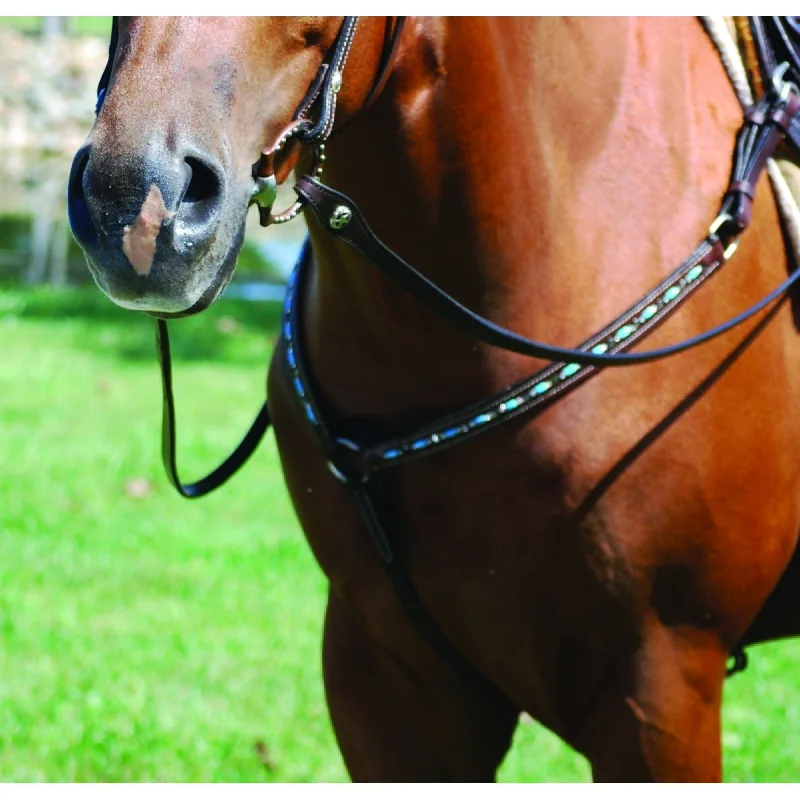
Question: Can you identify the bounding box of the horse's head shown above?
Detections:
[67,17,391,316]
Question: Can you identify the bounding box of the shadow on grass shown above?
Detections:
[1,286,283,364]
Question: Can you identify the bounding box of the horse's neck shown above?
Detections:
[302,17,744,416]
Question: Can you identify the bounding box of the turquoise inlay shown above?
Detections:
[411,438,430,450]
[640,304,658,322]
[663,285,681,302]
[440,427,461,439]
[383,449,402,460]
[283,267,319,430]
[686,265,703,282]
[591,343,608,355]
[470,413,493,427]
[613,324,636,342]
[504,397,522,411]
[560,363,580,380]
[532,381,552,396]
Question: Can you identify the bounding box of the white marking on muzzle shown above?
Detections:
[122,184,176,275]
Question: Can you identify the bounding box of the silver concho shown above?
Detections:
[329,205,352,230]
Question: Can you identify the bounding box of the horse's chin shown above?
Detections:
[82,217,247,318]
[144,261,237,319]
[86,251,237,318]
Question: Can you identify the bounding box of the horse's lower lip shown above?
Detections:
[147,308,195,320]
[82,252,194,314]
[143,294,213,320]
[146,300,210,320]
[146,254,236,319]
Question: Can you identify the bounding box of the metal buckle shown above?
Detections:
[772,62,800,103]
[326,437,368,485]
[726,647,749,677]
[709,212,740,261]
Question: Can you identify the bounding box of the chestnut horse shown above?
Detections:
[67,17,800,781]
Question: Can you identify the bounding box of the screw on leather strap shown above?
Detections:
[293,17,407,146]
[295,17,361,146]
[295,185,800,370]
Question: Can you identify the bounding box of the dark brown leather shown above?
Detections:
[725,88,800,231]
[750,17,800,90]
[749,17,800,154]
[156,319,271,498]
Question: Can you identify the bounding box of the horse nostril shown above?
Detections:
[67,147,99,247]
[183,157,221,204]
[176,157,223,245]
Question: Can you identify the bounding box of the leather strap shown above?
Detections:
[156,319,271,498]
[748,17,800,153]
[295,17,407,144]
[95,15,118,114]
[727,87,800,228]
[295,181,799,370]
[355,242,728,473]
[296,17,361,145]
[750,17,800,89]
[351,481,510,700]
[361,18,407,111]
[292,74,800,369]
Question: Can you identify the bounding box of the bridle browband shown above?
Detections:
[93,17,800,690]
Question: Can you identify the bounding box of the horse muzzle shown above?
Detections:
[67,142,241,315]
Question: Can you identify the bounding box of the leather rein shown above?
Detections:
[97,17,800,689]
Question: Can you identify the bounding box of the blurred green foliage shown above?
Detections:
[0,17,112,37]
[0,215,287,287]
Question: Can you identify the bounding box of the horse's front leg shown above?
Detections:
[322,589,519,782]
[268,351,518,782]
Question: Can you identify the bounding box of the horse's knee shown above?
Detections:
[571,625,726,782]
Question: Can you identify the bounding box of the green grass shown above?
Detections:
[1,285,800,781]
